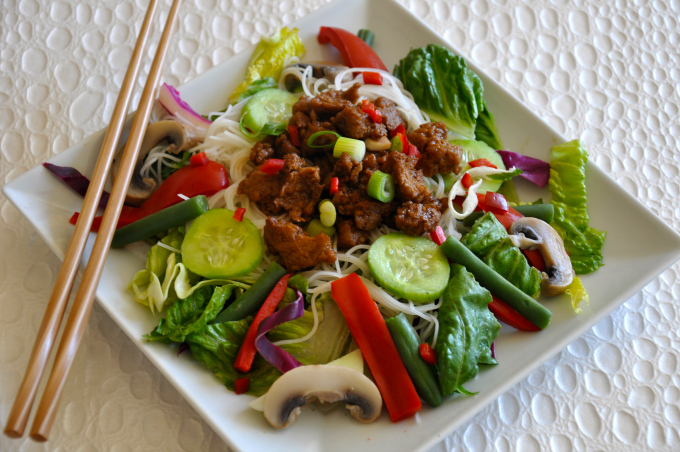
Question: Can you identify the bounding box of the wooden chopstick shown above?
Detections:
[3,0,161,440]
[26,0,185,440]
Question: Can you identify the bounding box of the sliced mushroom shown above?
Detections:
[365,136,392,151]
[263,364,382,429]
[509,217,574,296]
[112,120,199,205]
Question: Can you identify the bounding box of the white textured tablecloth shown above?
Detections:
[2,0,680,450]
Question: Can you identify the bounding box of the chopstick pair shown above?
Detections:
[4,0,184,441]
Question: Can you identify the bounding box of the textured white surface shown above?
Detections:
[1,0,679,451]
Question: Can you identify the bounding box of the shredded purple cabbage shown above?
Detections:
[255,290,305,373]
[496,150,551,188]
[177,342,190,357]
[491,341,496,360]
[43,163,109,209]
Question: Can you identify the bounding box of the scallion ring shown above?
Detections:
[367,170,395,202]
[318,199,337,227]
[306,218,336,237]
[307,131,341,148]
[333,137,366,162]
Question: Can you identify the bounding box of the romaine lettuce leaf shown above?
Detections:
[565,276,589,314]
[462,212,542,298]
[229,27,305,104]
[474,101,503,150]
[435,264,500,395]
[549,140,606,274]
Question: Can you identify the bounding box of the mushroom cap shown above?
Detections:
[509,217,574,296]
[263,364,382,429]
[112,120,200,206]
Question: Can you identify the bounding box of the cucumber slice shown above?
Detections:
[368,233,450,304]
[181,209,264,279]
[450,139,506,194]
[240,88,299,137]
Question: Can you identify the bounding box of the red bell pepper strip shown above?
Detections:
[363,71,383,85]
[72,160,229,231]
[474,193,523,230]
[522,248,546,272]
[190,152,209,167]
[234,377,250,394]
[287,124,300,147]
[233,207,246,222]
[468,158,498,169]
[329,176,339,195]
[419,343,437,365]
[361,99,383,124]
[461,172,474,189]
[488,296,540,331]
[430,225,446,246]
[317,27,387,71]
[483,192,509,212]
[390,124,406,138]
[331,273,421,422]
[234,273,292,373]
[260,158,285,175]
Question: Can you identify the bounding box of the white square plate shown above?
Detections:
[5,0,680,450]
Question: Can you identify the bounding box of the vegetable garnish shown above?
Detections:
[234,273,292,373]
[357,29,375,46]
[317,26,387,70]
[406,144,420,159]
[331,273,422,422]
[488,296,540,331]
[260,158,285,175]
[287,124,300,146]
[361,99,383,123]
[333,137,366,161]
[419,343,437,365]
[255,289,305,373]
[462,172,474,189]
[483,192,509,212]
[72,159,229,231]
[430,225,447,246]
[462,203,554,228]
[440,235,552,329]
[306,218,336,238]
[158,84,211,135]
[235,377,250,395]
[363,71,383,85]
[111,196,209,248]
[43,163,110,210]
[233,207,246,222]
[385,314,442,407]
[329,177,339,195]
[496,150,551,188]
[367,170,395,202]
[189,152,209,167]
[318,199,337,227]
[522,248,546,272]
[549,140,606,274]
[307,130,340,148]
[436,264,500,396]
[230,27,305,103]
[239,88,299,138]
[468,158,498,169]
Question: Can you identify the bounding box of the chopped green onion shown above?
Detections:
[318,199,337,227]
[333,137,365,161]
[367,170,395,202]
[389,136,404,152]
[307,130,340,148]
[357,29,375,47]
[306,218,336,237]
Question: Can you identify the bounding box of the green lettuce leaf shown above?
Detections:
[229,27,305,104]
[146,285,237,343]
[474,101,503,150]
[549,140,606,274]
[565,276,589,314]
[435,264,501,395]
[462,212,542,298]
[394,44,483,139]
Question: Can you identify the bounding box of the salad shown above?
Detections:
[48,26,605,428]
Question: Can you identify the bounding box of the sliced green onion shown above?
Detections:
[357,29,375,47]
[306,218,336,237]
[367,170,395,202]
[389,136,404,152]
[333,137,365,161]
[318,199,337,227]
[307,130,340,148]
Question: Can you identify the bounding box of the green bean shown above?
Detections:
[357,29,375,47]
[111,196,208,248]
[210,262,287,324]
[462,203,555,227]
[385,313,443,407]
[440,236,552,329]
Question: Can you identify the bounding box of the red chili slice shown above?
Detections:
[419,343,437,365]
[260,159,285,175]
[363,71,383,85]
[234,377,250,394]
[329,177,339,195]
[390,124,406,138]
[287,125,300,147]
[233,207,246,222]
[189,152,209,167]
[430,225,446,246]
[522,248,546,272]
[468,158,498,169]
[488,296,540,331]
[484,192,509,212]
[462,172,474,189]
